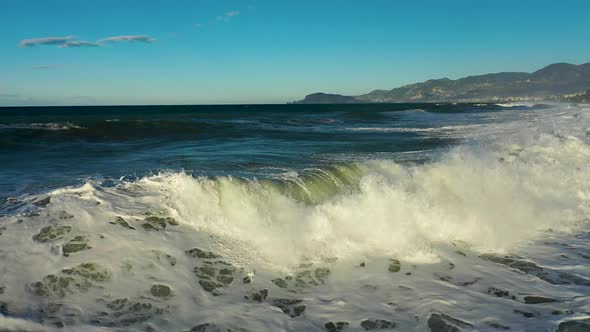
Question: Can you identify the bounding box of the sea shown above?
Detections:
[0,102,589,331]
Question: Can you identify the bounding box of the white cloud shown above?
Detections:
[19,35,156,49]
[32,65,56,70]
[59,41,100,48]
[98,35,156,43]
[32,64,67,70]
[19,36,74,47]
[217,10,240,22]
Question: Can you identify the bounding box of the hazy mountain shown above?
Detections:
[293,62,590,103]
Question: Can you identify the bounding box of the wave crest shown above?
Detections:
[0,122,85,131]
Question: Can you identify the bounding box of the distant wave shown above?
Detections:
[0,122,84,131]
[400,108,427,113]
[380,108,427,116]
[494,102,537,108]
[345,124,484,133]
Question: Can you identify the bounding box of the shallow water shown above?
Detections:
[0,102,589,331]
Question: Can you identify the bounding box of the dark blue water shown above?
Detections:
[0,103,510,199]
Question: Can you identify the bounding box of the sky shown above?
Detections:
[1,0,590,106]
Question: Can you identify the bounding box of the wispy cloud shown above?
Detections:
[19,36,74,47]
[19,35,156,49]
[59,41,100,48]
[32,64,66,70]
[98,35,156,44]
[32,65,54,70]
[217,10,240,22]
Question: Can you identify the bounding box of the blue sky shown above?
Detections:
[1,0,590,106]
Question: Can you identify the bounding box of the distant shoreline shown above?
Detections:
[293,62,590,104]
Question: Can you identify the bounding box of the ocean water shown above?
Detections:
[0,103,589,331]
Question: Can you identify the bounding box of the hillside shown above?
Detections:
[293,62,590,103]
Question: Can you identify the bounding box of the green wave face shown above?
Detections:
[274,164,365,204]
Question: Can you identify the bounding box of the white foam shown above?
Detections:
[345,124,485,133]
[495,102,537,108]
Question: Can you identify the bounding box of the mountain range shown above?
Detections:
[293,62,590,104]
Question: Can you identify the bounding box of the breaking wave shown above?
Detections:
[106,129,590,264]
